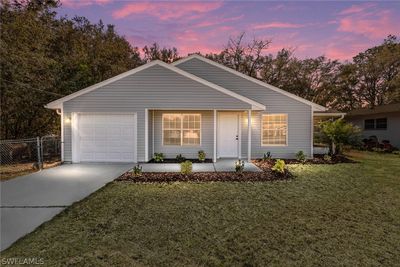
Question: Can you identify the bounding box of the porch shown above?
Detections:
[145,109,254,163]
[140,158,262,173]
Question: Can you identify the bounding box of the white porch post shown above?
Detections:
[145,108,149,162]
[247,110,252,162]
[310,107,314,159]
[213,109,217,163]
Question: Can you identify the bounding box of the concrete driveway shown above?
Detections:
[0,163,131,251]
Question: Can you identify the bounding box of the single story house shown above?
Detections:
[46,54,338,163]
[346,103,400,148]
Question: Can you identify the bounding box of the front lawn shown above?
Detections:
[2,151,400,266]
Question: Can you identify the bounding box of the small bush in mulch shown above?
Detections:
[148,158,213,163]
[116,170,292,183]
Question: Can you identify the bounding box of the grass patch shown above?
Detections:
[2,151,400,266]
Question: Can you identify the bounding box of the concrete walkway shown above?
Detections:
[0,163,131,251]
[141,159,261,172]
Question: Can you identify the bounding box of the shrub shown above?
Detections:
[295,150,306,163]
[263,152,272,161]
[235,159,245,173]
[319,118,361,155]
[176,154,186,163]
[180,160,192,175]
[272,159,286,174]
[130,164,142,177]
[323,154,332,162]
[153,153,164,162]
[198,150,206,162]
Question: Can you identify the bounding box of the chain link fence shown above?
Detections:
[0,136,61,180]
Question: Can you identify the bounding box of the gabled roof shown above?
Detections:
[173,54,327,111]
[46,60,266,110]
[346,103,400,117]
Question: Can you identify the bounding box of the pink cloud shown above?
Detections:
[253,22,305,30]
[338,3,376,15]
[61,0,111,8]
[113,1,223,20]
[337,6,399,39]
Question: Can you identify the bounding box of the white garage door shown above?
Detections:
[77,114,136,162]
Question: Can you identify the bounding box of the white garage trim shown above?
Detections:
[71,112,137,163]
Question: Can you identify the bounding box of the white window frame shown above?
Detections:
[261,113,288,147]
[162,113,201,146]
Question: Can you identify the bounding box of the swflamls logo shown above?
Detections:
[0,257,44,265]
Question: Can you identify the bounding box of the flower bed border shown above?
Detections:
[117,170,292,183]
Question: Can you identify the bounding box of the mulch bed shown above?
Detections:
[253,154,356,171]
[117,170,292,183]
[148,158,213,163]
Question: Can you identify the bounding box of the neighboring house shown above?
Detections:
[46,54,338,163]
[346,103,400,148]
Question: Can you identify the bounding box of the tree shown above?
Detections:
[318,119,361,155]
[353,35,400,108]
[328,63,361,111]
[208,32,271,77]
[0,0,142,139]
[142,43,179,63]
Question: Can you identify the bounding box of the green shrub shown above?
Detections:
[295,150,306,163]
[323,154,332,162]
[235,160,245,173]
[130,164,142,177]
[318,118,361,155]
[263,152,271,161]
[176,154,186,163]
[272,159,286,174]
[198,150,206,162]
[153,153,164,162]
[180,160,192,175]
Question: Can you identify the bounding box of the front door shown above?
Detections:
[217,112,239,158]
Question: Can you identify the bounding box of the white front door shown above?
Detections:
[217,112,239,158]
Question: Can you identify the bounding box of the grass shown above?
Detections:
[2,151,400,266]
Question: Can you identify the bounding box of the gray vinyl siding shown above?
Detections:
[62,64,251,162]
[152,110,213,159]
[346,112,400,148]
[177,58,312,158]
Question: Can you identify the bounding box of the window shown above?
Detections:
[376,118,387,130]
[163,114,182,145]
[364,119,375,130]
[163,114,201,146]
[262,114,288,146]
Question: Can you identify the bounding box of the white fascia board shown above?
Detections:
[313,112,346,116]
[45,60,265,111]
[173,54,327,111]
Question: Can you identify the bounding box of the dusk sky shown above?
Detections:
[59,1,400,61]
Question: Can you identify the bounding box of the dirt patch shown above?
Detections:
[117,170,292,183]
[148,158,213,163]
[0,161,61,181]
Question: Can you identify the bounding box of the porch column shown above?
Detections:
[247,110,252,162]
[213,109,217,163]
[144,108,149,162]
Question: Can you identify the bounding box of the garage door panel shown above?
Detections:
[121,128,134,136]
[77,114,136,162]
